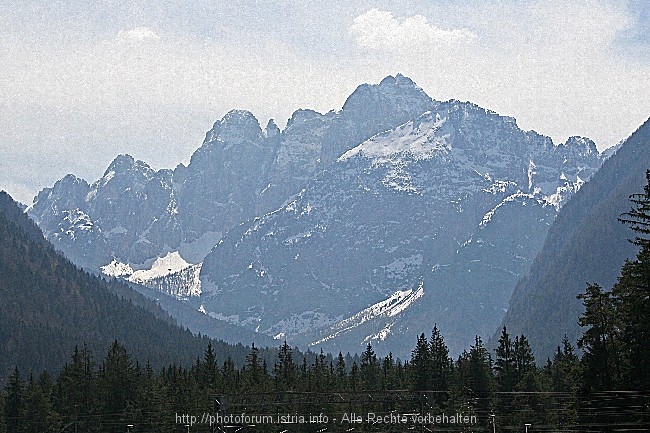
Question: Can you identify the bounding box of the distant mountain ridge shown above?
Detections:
[27,75,604,357]
[496,118,650,359]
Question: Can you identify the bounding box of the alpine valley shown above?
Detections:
[28,75,604,357]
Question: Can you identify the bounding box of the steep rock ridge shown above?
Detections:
[260,74,435,214]
[174,110,279,247]
[29,155,178,270]
[198,102,602,357]
[497,118,650,359]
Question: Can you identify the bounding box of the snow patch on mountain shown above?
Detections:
[130,251,190,281]
[101,260,134,278]
[309,283,425,346]
[339,114,448,163]
[480,192,535,227]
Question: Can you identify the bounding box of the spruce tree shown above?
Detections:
[360,343,379,390]
[335,352,347,390]
[99,341,137,432]
[494,326,515,392]
[429,325,453,406]
[514,335,536,384]
[242,343,266,393]
[615,169,650,389]
[410,333,431,391]
[274,341,296,392]
[619,169,650,247]
[203,342,219,389]
[22,373,56,433]
[577,284,621,391]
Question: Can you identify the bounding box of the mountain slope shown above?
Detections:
[0,191,257,381]
[497,118,650,359]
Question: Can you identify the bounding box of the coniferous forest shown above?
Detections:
[2,174,650,432]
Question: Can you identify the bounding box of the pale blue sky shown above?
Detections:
[1,0,649,203]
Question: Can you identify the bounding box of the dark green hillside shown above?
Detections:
[498,118,650,358]
[0,191,254,381]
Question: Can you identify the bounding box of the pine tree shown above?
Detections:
[494,326,515,392]
[514,334,536,386]
[274,341,296,392]
[360,343,379,390]
[53,344,97,432]
[545,336,580,430]
[203,342,219,389]
[619,169,650,247]
[335,352,347,390]
[222,357,238,392]
[22,373,56,433]
[465,336,495,394]
[457,336,495,418]
[410,333,431,391]
[577,284,621,391]
[99,341,136,432]
[350,362,360,392]
[430,325,452,392]
[613,172,650,389]
[550,336,580,393]
[242,343,265,392]
[381,353,395,390]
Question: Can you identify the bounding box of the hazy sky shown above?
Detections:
[1,0,649,204]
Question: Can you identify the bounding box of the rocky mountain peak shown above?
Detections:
[285,109,324,130]
[379,73,416,87]
[562,136,598,155]
[342,74,433,116]
[265,119,280,138]
[104,154,136,175]
[203,109,264,145]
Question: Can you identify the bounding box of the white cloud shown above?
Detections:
[116,26,160,42]
[351,8,477,50]
[347,2,650,151]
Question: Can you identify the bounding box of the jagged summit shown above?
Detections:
[342,74,433,115]
[57,173,89,189]
[106,154,136,172]
[265,119,280,138]
[380,73,415,86]
[203,109,264,145]
[561,136,598,154]
[285,109,325,129]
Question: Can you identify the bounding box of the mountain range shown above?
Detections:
[27,75,604,357]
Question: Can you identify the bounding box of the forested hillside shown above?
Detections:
[0,191,262,381]
[499,118,650,358]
